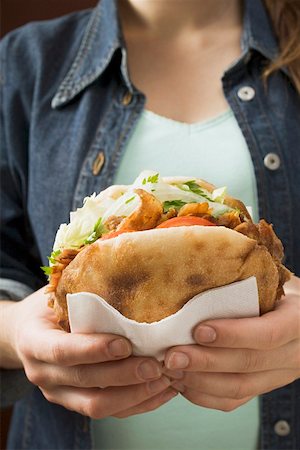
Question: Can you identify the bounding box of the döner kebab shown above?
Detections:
[43,171,292,331]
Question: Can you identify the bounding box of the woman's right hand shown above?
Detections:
[6,287,177,418]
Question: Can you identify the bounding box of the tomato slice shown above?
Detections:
[100,216,215,239]
[156,216,215,228]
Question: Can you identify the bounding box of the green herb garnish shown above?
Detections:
[163,200,187,213]
[147,173,159,183]
[41,265,52,277]
[42,249,61,278]
[47,249,61,265]
[84,218,106,245]
[125,196,136,204]
[181,180,212,200]
[142,173,159,185]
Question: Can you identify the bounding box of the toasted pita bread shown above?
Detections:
[54,226,280,330]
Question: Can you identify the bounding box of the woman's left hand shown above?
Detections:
[164,276,300,412]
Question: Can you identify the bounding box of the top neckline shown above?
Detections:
[143,109,233,131]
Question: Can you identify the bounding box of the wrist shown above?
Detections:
[0,300,23,369]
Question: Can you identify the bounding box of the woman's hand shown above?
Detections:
[164,276,300,412]
[6,288,177,418]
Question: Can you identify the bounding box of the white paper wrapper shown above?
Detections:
[67,277,259,361]
[67,277,259,360]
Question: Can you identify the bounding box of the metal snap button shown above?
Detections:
[122,91,133,106]
[264,152,281,171]
[237,86,255,101]
[92,151,105,176]
[274,420,291,437]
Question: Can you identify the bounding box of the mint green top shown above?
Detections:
[92,109,260,450]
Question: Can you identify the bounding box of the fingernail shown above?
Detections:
[108,339,131,357]
[172,382,185,393]
[195,326,216,343]
[148,376,171,394]
[161,388,178,402]
[138,361,161,380]
[166,352,189,370]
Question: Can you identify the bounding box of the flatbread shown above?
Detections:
[54,226,279,329]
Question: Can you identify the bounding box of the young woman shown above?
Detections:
[1,0,299,449]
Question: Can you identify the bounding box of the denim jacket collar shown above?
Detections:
[52,0,280,109]
[51,0,131,109]
[242,0,279,61]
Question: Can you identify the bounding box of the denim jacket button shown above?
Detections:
[274,420,291,436]
[264,152,281,171]
[122,91,133,106]
[237,86,255,101]
[92,151,105,175]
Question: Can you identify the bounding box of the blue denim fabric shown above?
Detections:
[0,0,299,448]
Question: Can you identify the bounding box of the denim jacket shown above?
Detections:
[1,0,299,448]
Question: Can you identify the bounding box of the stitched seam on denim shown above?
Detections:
[64,42,119,98]
[71,84,119,209]
[224,76,269,219]
[105,101,144,187]
[237,103,269,219]
[253,76,294,267]
[58,7,101,92]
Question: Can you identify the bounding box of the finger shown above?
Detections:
[284,275,300,295]
[165,341,299,373]
[174,369,299,399]
[30,357,162,388]
[193,294,300,350]
[162,368,185,380]
[113,389,178,418]
[40,376,171,419]
[23,328,132,366]
[178,387,252,412]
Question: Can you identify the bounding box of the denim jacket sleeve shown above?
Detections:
[0,27,46,407]
[0,31,45,291]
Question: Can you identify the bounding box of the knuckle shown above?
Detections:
[220,400,239,412]
[242,351,260,372]
[201,352,215,371]
[88,337,109,359]
[40,388,55,404]
[86,338,105,359]
[231,379,247,400]
[264,325,281,349]
[17,336,32,360]
[25,367,43,386]
[84,396,105,419]
[51,342,67,365]
[73,366,87,387]
[225,331,238,348]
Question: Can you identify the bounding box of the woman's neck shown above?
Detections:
[118,0,243,37]
[117,0,244,123]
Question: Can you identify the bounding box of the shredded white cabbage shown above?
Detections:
[53,170,233,250]
[53,194,105,250]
